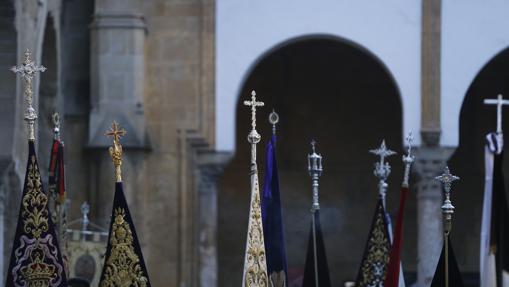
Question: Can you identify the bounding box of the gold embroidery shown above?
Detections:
[20,248,56,287]
[23,155,49,239]
[357,204,390,287]
[101,208,148,287]
[244,172,268,287]
[13,154,64,286]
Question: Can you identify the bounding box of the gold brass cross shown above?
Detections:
[105,121,126,182]
[105,121,126,145]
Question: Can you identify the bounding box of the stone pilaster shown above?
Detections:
[421,0,442,146]
[196,150,232,287]
[413,147,453,287]
[88,0,149,225]
[179,131,232,287]
[89,0,148,148]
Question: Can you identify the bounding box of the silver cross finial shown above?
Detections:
[435,166,459,234]
[370,140,396,200]
[484,94,509,134]
[11,49,46,141]
[435,166,459,195]
[269,109,279,135]
[402,132,415,187]
[244,90,264,144]
[370,140,397,166]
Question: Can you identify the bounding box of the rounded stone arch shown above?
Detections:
[218,36,414,286]
[38,13,60,182]
[448,46,509,276]
[235,34,404,108]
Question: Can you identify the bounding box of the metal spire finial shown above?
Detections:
[370,140,396,199]
[81,202,90,233]
[402,131,415,187]
[269,109,279,135]
[52,112,61,141]
[484,94,509,134]
[11,49,46,141]
[105,121,126,182]
[308,139,323,211]
[435,166,459,235]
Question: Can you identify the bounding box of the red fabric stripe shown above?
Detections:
[384,186,409,287]
[49,140,59,175]
[57,143,65,203]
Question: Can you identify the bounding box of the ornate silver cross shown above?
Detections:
[484,94,509,134]
[11,49,46,141]
[244,90,264,144]
[370,140,396,182]
[436,166,459,235]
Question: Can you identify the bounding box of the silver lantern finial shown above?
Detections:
[435,166,459,235]
[484,94,509,134]
[370,140,396,200]
[269,109,279,135]
[52,112,61,141]
[80,202,90,233]
[11,49,46,141]
[402,132,415,187]
[308,139,323,211]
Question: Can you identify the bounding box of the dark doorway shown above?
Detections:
[449,48,509,283]
[218,37,413,286]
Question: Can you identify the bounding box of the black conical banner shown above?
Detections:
[99,182,151,286]
[302,210,332,287]
[431,236,464,287]
[5,142,68,286]
[355,199,391,287]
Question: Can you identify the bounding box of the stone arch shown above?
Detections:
[218,37,413,286]
[38,14,60,182]
[448,47,509,280]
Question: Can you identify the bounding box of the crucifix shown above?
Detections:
[370,140,396,200]
[11,49,46,141]
[105,121,127,182]
[484,94,509,134]
[244,90,264,164]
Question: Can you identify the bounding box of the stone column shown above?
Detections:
[196,151,232,287]
[88,0,148,221]
[413,148,453,287]
[416,0,446,286]
[421,0,442,146]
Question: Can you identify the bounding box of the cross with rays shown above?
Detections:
[244,90,264,132]
[370,140,396,167]
[11,49,47,82]
[435,166,459,197]
[105,121,126,144]
[484,94,509,134]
